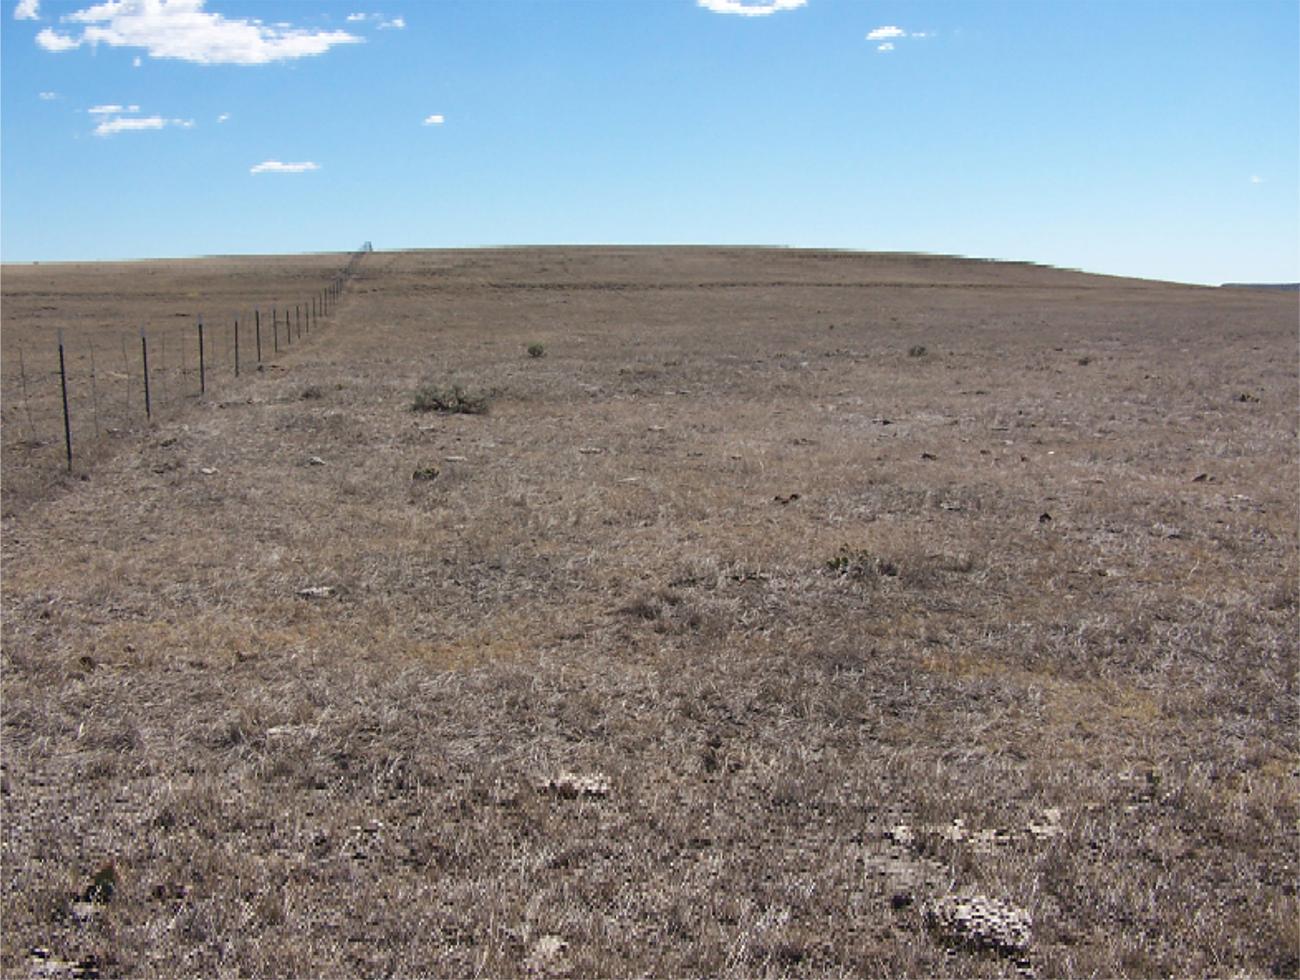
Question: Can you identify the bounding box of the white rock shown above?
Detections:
[525,934,568,972]
[925,891,1032,955]
[539,771,610,799]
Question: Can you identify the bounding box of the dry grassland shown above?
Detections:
[2,247,1297,977]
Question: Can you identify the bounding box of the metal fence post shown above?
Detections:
[141,329,152,420]
[58,330,72,470]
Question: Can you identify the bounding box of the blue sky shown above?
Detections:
[2,0,1296,284]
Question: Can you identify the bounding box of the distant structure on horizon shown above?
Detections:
[1219,282,1299,291]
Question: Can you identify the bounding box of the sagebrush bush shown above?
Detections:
[826,547,899,581]
[527,343,546,359]
[411,381,490,415]
[908,345,928,358]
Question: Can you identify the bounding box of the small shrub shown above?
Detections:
[411,381,491,415]
[825,547,899,581]
[301,384,324,400]
[527,343,546,359]
[908,345,928,358]
[411,466,440,482]
[1077,355,1092,366]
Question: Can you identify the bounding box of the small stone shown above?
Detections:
[199,467,217,475]
[525,934,568,972]
[925,891,1032,956]
[307,456,326,466]
[885,823,915,847]
[1027,807,1063,840]
[539,771,610,799]
[296,586,336,599]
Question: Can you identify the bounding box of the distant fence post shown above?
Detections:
[296,304,301,340]
[234,317,240,377]
[88,340,101,439]
[273,307,279,354]
[198,316,206,395]
[120,337,131,416]
[256,309,263,363]
[58,330,72,471]
[141,329,152,420]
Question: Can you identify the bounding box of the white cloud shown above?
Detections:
[38,90,59,99]
[1250,175,1265,184]
[37,0,362,65]
[14,0,39,20]
[423,113,444,125]
[217,112,230,123]
[866,26,905,40]
[697,0,806,16]
[250,160,320,174]
[36,27,81,51]
[876,42,894,52]
[90,104,188,135]
[378,16,404,29]
[132,54,141,66]
[94,114,165,136]
[346,12,369,21]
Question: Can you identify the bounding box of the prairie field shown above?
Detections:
[1,247,1297,977]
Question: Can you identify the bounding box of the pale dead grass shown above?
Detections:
[2,247,1297,977]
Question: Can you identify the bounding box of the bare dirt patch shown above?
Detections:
[3,247,1297,977]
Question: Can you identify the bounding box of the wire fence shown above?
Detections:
[1,243,371,505]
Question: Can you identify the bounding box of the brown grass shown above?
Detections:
[2,247,1297,977]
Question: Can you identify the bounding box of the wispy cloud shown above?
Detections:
[36,0,362,65]
[95,115,165,136]
[1250,175,1265,184]
[423,113,444,126]
[217,112,230,123]
[697,0,806,17]
[14,0,39,20]
[378,16,404,29]
[866,25,931,52]
[346,12,369,21]
[250,160,320,175]
[38,90,59,100]
[88,103,139,115]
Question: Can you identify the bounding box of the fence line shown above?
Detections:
[3,243,371,489]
